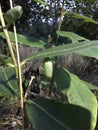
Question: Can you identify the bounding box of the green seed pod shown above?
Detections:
[44,58,53,78]
[4,5,23,25]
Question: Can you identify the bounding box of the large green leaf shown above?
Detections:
[54,67,97,130]
[0,67,19,97]
[22,40,98,65]
[57,31,89,43]
[0,31,46,48]
[25,98,91,130]
[77,47,98,58]
[64,11,98,24]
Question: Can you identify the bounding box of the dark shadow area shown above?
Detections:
[59,103,92,130]
[54,67,71,91]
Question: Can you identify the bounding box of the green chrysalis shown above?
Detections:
[44,58,53,78]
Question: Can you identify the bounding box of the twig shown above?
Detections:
[24,76,35,98]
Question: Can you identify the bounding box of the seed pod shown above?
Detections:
[44,58,53,78]
[4,5,23,25]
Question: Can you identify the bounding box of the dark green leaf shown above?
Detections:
[0,54,12,66]
[25,98,91,130]
[0,67,19,97]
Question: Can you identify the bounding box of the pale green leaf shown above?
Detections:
[25,98,91,130]
[57,31,89,43]
[82,80,98,90]
[33,0,47,5]
[22,40,98,65]
[64,11,98,24]
[77,47,98,59]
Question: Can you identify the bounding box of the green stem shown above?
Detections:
[0,4,18,75]
[56,0,65,45]
[13,23,24,108]
[9,0,24,129]
[9,0,23,109]
[49,0,65,95]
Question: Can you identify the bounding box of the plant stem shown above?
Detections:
[58,1,64,31]
[9,0,24,129]
[56,0,65,45]
[49,0,65,95]
[13,23,24,108]
[0,4,17,74]
[9,0,23,109]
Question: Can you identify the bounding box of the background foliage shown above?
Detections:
[1,0,98,40]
